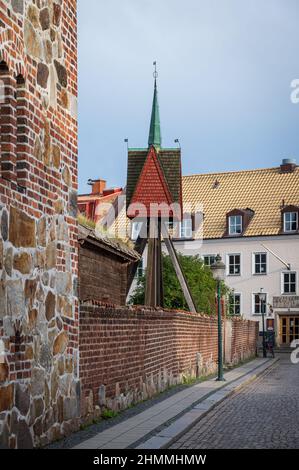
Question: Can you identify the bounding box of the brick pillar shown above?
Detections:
[0,63,17,182]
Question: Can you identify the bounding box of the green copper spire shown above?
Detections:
[148,64,162,148]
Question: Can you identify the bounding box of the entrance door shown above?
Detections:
[280,316,299,345]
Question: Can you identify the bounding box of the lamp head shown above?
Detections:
[211,254,226,282]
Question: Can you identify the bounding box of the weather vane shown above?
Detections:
[153,61,158,80]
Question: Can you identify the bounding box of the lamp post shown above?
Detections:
[211,254,226,382]
[260,288,267,358]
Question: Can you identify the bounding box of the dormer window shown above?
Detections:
[180,218,193,239]
[284,211,298,232]
[229,215,243,235]
[225,208,255,237]
[281,206,299,233]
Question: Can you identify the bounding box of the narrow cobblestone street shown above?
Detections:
[171,354,299,449]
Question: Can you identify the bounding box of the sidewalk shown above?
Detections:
[74,357,278,450]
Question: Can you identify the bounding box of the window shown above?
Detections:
[131,221,143,241]
[229,293,241,316]
[135,258,144,280]
[284,212,298,232]
[228,254,241,276]
[254,253,267,275]
[203,255,216,267]
[282,272,297,295]
[229,215,243,235]
[253,293,267,315]
[180,218,193,239]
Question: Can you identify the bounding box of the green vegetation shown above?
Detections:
[101,409,119,420]
[77,213,96,229]
[130,253,229,315]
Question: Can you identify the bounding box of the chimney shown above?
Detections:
[90,179,106,195]
[280,158,297,173]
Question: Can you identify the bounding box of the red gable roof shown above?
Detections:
[127,146,174,219]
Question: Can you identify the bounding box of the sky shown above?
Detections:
[77,0,299,194]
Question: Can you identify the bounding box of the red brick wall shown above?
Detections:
[79,303,258,415]
[230,318,259,364]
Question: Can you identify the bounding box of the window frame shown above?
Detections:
[283,211,298,233]
[281,271,297,295]
[253,252,268,276]
[180,217,193,240]
[227,253,242,276]
[228,215,243,236]
[252,292,268,316]
[229,293,242,316]
[203,255,217,267]
[135,258,144,280]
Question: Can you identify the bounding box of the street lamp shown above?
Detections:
[260,288,267,358]
[211,254,226,382]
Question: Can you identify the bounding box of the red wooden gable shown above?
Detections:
[127,146,174,219]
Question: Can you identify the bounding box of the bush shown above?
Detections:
[129,253,228,315]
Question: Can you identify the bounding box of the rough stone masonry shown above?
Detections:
[0,0,79,448]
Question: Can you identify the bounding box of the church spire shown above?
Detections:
[148,62,162,148]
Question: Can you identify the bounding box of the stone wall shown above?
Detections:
[79,303,259,421]
[0,0,79,448]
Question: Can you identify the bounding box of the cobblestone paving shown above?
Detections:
[171,355,299,449]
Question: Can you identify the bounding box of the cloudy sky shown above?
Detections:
[77,0,299,193]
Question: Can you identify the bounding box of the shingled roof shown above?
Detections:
[112,164,299,240]
[126,148,182,211]
[183,165,299,239]
[78,223,141,262]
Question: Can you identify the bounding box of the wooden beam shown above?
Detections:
[127,220,148,294]
[161,222,197,313]
[145,218,163,307]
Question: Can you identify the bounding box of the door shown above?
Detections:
[280,316,299,345]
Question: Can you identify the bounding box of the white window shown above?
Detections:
[229,293,241,316]
[253,253,267,275]
[131,221,143,241]
[228,254,241,276]
[253,293,267,315]
[180,218,193,239]
[135,258,144,280]
[282,272,297,295]
[284,212,298,232]
[203,255,216,267]
[229,215,243,235]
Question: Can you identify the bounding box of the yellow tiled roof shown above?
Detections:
[108,165,299,240]
[183,166,299,239]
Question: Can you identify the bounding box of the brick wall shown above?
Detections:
[229,318,259,364]
[79,303,258,417]
[79,244,127,305]
[0,1,79,449]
